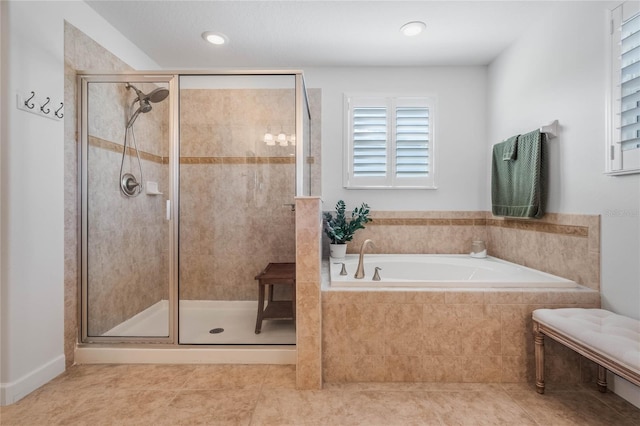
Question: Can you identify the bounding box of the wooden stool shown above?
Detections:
[254,263,296,334]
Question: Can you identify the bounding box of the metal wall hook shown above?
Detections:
[40,97,51,114]
[24,91,35,109]
[54,102,64,119]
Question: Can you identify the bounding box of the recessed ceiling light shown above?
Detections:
[400,21,426,37]
[202,31,228,45]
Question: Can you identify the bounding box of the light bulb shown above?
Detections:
[277,132,288,146]
[264,132,275,146]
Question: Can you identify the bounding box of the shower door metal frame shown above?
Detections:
[295,73,311,197]
[78,70,310,345]
[78,73,179,344]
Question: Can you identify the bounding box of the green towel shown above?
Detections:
[502,135,519,161]
[491,129,545,218]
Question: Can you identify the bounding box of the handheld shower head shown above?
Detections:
[126,99,152,129]
[125,83,168,128]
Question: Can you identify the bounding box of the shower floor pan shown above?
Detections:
[102,300,296,345]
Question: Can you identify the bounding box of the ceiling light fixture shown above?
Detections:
[202,31,228,45]
[400,21,426,37]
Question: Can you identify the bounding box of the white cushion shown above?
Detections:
[533,308,640,375]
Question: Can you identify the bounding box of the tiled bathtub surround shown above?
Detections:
[322,286,600,383]
[318,210,602,384]
[295,197,323,390]
[345,211,600,290]
[488,213,600,291]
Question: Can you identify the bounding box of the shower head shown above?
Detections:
[126,83,169,104]
[146,87,170,103]
[125,83,168,128]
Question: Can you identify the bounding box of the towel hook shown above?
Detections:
[54,102,64,119]
[40,97,51,114]
[24,91,36,109]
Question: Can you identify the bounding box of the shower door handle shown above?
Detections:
[166,200,171,221]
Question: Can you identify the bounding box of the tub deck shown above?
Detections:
[330,254,578,288]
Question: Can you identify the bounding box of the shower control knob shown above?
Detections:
[120,173,141,196]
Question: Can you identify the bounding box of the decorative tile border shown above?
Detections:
[371,218,486,227]
[89,136,296,165]
[488,219,588,237]
[180,156,295,164]
[367,213,588,238]
[89,136,165,164]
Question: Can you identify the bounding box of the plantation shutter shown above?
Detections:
[353,106,387,177]
[344,95,436,188]
[609,2,640,174]
[395,106,429,178]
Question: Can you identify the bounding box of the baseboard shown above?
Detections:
[609,373,640,409]
[0,354,66,406]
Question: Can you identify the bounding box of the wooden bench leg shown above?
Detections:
[597,365,608,393]
[534,323,545,394]
[255,282,266,334]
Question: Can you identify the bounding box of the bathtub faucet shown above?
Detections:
[354,239,375,279]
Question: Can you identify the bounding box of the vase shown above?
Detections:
[329,243,347,259]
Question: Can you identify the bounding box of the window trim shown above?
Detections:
[343,93,437,189]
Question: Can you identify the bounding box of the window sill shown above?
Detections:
[344,185,438,190]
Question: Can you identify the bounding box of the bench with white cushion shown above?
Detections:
[532,308,640,394]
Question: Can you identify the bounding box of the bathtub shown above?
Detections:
[330,254,577,288]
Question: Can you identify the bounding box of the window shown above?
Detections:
[608,1,640,175]
[344,95,436,188]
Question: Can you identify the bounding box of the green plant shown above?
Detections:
[323,200,371,244]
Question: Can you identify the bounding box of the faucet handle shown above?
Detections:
[341,263,348,276]
[373,267,382,281]
[333,262,348,276]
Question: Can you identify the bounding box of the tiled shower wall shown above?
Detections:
[64,23,134,362]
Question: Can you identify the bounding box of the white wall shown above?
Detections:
[304,66,487,211]
[0,0,158,405]
[488,0,639,405]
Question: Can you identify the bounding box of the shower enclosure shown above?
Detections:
[78,72,312,346]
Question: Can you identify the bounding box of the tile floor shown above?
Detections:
[1,364,638,425]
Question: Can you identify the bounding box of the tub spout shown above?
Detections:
[354,239,375,279]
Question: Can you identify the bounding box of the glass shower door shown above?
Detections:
[80,75,175,342]
[178,74,298,345]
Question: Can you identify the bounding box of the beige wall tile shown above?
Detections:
[323,286,600,385]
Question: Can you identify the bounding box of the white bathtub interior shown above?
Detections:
[330,254,578,288]
[102,300,295,345]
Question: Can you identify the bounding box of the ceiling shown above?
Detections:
[86,0,558,68]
